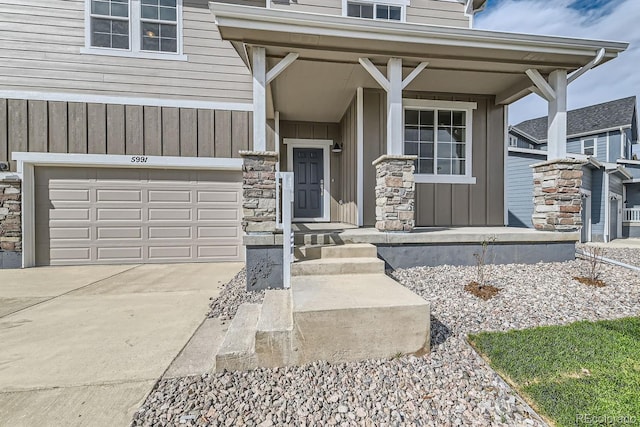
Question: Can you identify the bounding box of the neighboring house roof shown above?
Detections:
[511,96,637,142]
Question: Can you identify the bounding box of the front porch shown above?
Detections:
[244,225,578,290]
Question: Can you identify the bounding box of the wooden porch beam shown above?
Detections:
[266,52,299,84]
[358,58,390,91]
[402,62,429,90]
[495,78,535,105]
[525,69,556,102]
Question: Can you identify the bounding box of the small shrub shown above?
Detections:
[465,236,500,300]
[575,246,606,287]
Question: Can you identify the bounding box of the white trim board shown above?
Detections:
[0,90,253,112]
[12,152,243,173]
[283,139,332,222]
[14,152,243,269]
[356,87,364,227]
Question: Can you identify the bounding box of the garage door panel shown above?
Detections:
[148,226,192,239]
[148,190,192,203]
[197,208,239,221]
[197,189,240,203]
[50,208,91,221]
[97,189,142,202]
[49,189,91,202]
[148,246,192,259]
[35,166,243,265]
[97,247,143,261]
[197,226,240,239]
[50,247,91,262]
[148,208,192,221]
[49,227,91,240]
[198,245,240,258]
[97,208,143,221]
[97,227,143,239]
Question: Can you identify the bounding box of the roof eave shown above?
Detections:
[209,3,628,63]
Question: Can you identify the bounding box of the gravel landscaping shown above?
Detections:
[206,269,264,322]
[577,243,640,268]
[133,259,640,426]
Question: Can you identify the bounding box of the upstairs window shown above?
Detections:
[90,0,130,49]
[582,138,596,156]
[509,135,518,147]
[346,1,403,21]
[86,0,184,58]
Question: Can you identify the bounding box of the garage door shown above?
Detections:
[35,167,244,266]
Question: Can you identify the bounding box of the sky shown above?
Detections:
[474,0,639,125]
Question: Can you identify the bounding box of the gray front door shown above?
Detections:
[293,148,323,219]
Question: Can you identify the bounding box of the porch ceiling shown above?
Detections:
[210,3,628,123]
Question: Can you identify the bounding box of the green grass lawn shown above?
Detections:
[468,317,640,427]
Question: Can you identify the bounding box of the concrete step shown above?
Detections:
[255,290,294,368]
[294,233,342,246]
[215,303,260,372]
[291,274,430,365]
[297,243,377,261]
[291,257,385,276]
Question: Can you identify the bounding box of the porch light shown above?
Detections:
[331,142,343,153]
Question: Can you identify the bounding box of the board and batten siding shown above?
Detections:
[0,98,253,171]
[278,120,342,221]
[270,0,468,27]
[591,168,605,241]
[506,150,545,228]
[337,96,359,225]
[0,0,252,103]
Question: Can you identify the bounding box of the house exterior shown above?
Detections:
[507,97,639,242]
[0,0,629,273]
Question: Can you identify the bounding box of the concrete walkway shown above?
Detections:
[586,238,640,248]
[0,262,242,427]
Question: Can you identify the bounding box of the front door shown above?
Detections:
[293,148,324,219]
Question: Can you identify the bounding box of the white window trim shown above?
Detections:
[283,139,332,222]
[83,0,187,61]
[403,99,477,185]
[342,0,409,22]
[581,137,596,156]
[508,135,518,147]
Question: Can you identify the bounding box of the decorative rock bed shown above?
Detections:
[132,260,640,426]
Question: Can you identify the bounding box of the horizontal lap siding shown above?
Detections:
[406,0,469,27]
[0,99,252,170]
[0,0,252,103]
[507,151,545,228]
[271,0,342,15]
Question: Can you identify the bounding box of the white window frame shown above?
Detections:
[403,99,477,185]
[342,0,409,22]
[581,137,596,156]
[82,0,187,61]
[508,135,518,147]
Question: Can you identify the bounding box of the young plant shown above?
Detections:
[581,246,606,283]
[474,236,497,289]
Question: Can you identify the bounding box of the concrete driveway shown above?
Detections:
[0,262,243,427]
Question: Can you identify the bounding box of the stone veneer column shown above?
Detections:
[0,177,22,269]
[531,158,584,231]
[372,154,417,232]
[240,151,278,234]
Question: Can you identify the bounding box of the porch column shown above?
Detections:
[252,47,267,152]
[240,150,278,233]
[387,58,404,155]
[531,158,584,232]
[373,154,416,232]
[547,70,568,160]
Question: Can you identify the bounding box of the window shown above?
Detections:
[86,0,183,58]
[346,1,403,21]
[403,100,476,184]
[509,135,518,147]
[90,0,130,49]
[582,138,596,156]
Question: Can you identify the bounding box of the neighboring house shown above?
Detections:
[507,97,639,242]
[0,0,629,271]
